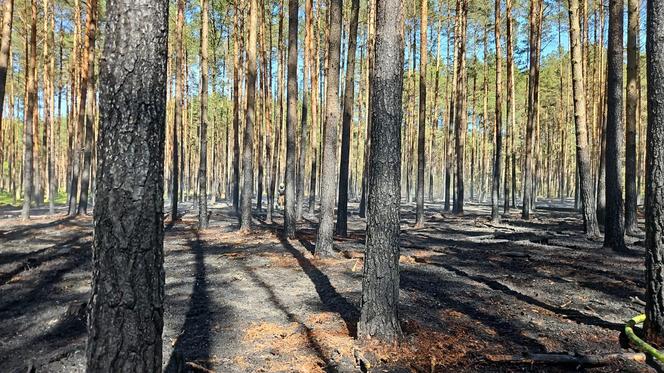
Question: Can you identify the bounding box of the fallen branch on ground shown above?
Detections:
[486,352,645,366]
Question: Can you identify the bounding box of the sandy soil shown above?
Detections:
[0,200,654,372]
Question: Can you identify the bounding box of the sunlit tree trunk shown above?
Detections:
[357,0,404,343]
[241,0,258,233]
[453,0,467,215]
[315,0,342,256]
[21,0,37,220]
[284,0,298,238]
[198,0,210,229]
[86,0,167,369]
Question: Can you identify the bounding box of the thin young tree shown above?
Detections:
[625,0,640,235]
[241,0,258,233]
[357,0,404,342]
[415,0,427,227]
[22,0,37,220]
[568,0,600,237]
[315,0,342,256]
[645,0,664,345]
[603,0,627,252]
[336,0,360,237]
[86,0,168,368]
[491,0,503,222]
[505,0,515,212]
[43,0,55,215]
[284,0,298,238]
[198,0,210,229]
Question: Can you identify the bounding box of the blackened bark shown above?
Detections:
[357,0,404,342]
[284,0,298,238]
[568,0,600,238]
[645,0,664,344]
[86,0,168,369]
[491,0,503,222]
[522,0,542,220]
[78,0,97,215]
[315,0,342,256]
[241,0,258,233]
[21,0,36,221]
[198,0,209,229]
[415,0,427,227]
[453,0,467,215]
[336,0,360,237]
[603,0,627,252]
[232,1,241,213]
[171,0,184,224]
[625,0,640,235]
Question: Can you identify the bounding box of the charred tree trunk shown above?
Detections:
[284,0,298,238]
[232,1,242,213]
[568,0,600,238]
[171,0,184,224]
[415,0,427,226]
[21,0,37,220]
[86,0,167,369]
[336,0,360,236]
[603,0,627,252]
[491,0,503,222]
[315,0,342,256]
[198,0,210,229]
[625,0,640,235]
[241,0,258,233]
[453,0,467,215]
[357,0,404,342]
[645,0,664,345]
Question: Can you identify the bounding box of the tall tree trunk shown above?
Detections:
[357,0,404,342]
[603,0,627,251]
[522,0,542,219]
[307,0,320,214]
[43,0,55,214]
[358,0,375,219]
[284,0,299,238]
[505,0,515,211]
[625,0,640,235]
[315,0,342,256]
[336,0,360,236]
[453,0,467,215]
[86,0,167,369]
[241,0,258,233]
[77,0,98,214]
[445,10,460,212]
[268,0,285,224]
[568,0,600,237]
[415,0,427,226]
[645,0,664,344]
[491,0,503,222]
[232,1,242,213]
[171,0,184,224]
[21,0,37,220]
[198,0,210,229]
[0,0,14,170]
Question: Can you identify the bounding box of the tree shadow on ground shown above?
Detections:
[165,231,217,373]
[277,235,360,337]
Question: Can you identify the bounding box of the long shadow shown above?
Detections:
[0,235,86,286]
[401,267,549,353]
[427,261,624,331]
[277,235,360,337]
[164,231,213,373]
[0,216,75,242]
[241,263,343,373]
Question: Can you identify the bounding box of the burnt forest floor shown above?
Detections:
[0,199,656,372]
